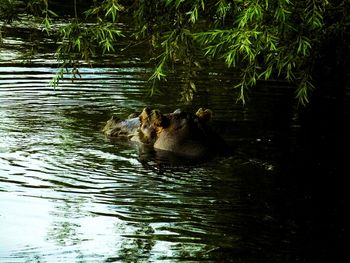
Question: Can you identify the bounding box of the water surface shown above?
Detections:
[0,21,347,263]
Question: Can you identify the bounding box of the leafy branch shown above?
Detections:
[1,0,348,105]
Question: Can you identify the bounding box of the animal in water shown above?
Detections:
[103,107,229,158]
[137,107,228,158]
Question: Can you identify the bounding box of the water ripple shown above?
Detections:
[1,62,299,261]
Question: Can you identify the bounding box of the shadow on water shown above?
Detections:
[0,19,348,262]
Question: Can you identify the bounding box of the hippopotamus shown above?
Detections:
[137,108,229,158]
[103,107,229,159]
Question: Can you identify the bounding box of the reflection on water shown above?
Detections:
[1,21,347,263]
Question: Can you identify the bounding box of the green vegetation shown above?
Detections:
[1,0,349,104]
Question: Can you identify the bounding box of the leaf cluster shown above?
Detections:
[1,0,349,105]
[192,0,330,104]
[51,0,125,86]
[129,0,349,104]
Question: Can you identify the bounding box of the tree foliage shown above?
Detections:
[0,0,349,104]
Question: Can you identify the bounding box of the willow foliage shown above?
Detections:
[1,0,349,104]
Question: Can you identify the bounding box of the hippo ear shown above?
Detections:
[195,108,212,123]
[139,107,151,123]
[151,110,165,127]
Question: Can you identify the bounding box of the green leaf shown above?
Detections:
[189,80,196,91]
[75,37,81,51]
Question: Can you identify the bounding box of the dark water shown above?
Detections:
[0,21,347,263]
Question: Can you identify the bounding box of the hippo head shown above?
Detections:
[138,107,220,158]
